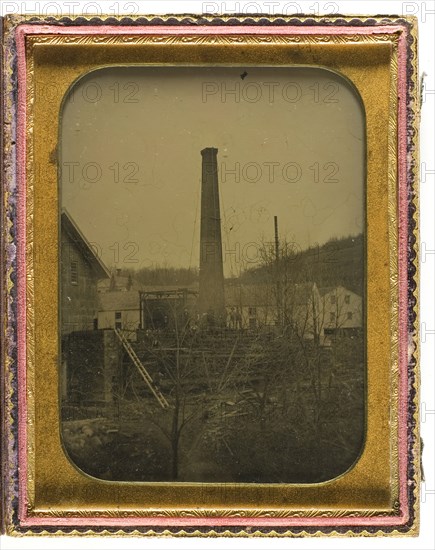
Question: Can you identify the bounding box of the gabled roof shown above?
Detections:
[224,282,317,307]
[61,209,110,280]
[318,286,335,297]
[139,284,199,293]
[287,282,318,305]
[224,283,275,307]
[99,290,140,312]
[318,285,361,299]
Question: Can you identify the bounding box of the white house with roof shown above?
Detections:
[97,290,141,337]
[224,283,277,329]
[224,282,362,343]
[318,286,363,342]
[224,282,321,339]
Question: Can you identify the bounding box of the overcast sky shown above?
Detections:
[61,66,364,277]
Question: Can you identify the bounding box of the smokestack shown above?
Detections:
[198,147,225,320]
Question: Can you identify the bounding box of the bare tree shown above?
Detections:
[115,299,249,480]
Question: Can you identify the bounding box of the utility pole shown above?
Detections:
[274,216,279,262]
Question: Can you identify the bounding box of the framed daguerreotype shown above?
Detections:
[0,12,420,537]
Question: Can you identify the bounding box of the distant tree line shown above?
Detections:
[238,233,364,295]
[118,233,363,293]
[126,266,199,287]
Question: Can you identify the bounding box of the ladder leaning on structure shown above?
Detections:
[114,328,169,409]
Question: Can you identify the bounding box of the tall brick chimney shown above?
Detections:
[198,147,225,321]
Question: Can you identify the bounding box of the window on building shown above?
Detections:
[115,311,122,330]
[248,307,257,317]
[347,312,353,320]
[330,295,336,305]
[330,312,336,323]
[345,294,350,304]
[70,261,78,285]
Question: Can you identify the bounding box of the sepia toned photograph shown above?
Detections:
[1,10,421,537]
[59,65,365,484]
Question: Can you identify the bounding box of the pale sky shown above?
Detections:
[60,66,365,277]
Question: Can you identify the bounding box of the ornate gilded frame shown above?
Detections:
[1,13,419,536]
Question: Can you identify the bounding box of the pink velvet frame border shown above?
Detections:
[14,22,411,530]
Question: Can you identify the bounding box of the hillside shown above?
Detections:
[121,234,364,296]
[238,234,364,295]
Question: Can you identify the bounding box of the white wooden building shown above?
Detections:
[318,286,363,342]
